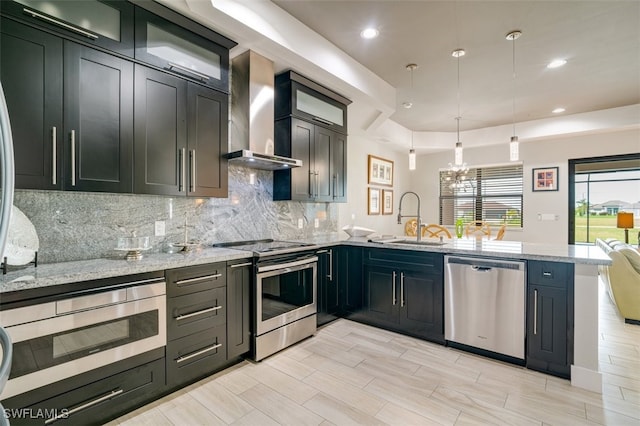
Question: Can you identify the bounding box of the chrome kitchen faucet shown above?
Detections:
[397,191,424,241]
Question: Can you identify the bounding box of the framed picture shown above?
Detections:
[368,155,394,186]
[382,189,393,215]
[368,187,381,215]
[532,167,559,191]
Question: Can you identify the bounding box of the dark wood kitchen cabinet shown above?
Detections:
[134,65,228,197]
[273,117,346,202]
[339,246,363,315]
[64,41,134,193]
[273,71,350,203]
[165,263,228,388]
[526,261,574,378]
[361,248,444,343]
[0,19,133,192]
[0,18,63,190]
[317,247,339,326]
[226,259,252,359]
[0,0,135,56]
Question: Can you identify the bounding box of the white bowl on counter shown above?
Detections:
[342,225,376,238]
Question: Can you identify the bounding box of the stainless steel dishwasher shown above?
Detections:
[445,255,526,360]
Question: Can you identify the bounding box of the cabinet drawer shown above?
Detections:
[14,358,164,425]
[528,261,573,288]
[365,248,443,272]
[166,325,226,387]
[168,287,226,340]
[166,262,226,297]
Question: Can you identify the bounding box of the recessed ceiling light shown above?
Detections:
[402,101,413,109]
[552,107,566,113]
[360,28,379,39]
[547,59,567,69]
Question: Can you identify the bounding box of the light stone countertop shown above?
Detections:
[0,247,251,294]
[0,235,611,295]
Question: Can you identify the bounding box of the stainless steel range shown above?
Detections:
[214,239,318,360]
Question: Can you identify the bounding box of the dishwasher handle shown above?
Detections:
[446,256,524,271]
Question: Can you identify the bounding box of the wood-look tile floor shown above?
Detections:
[109,282,640,425]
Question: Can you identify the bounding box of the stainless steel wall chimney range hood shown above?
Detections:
[227,50,302,170]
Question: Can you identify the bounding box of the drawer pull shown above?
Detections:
[45,389,123,424]
[175,305,221,321]
[176,273,222,286]
[533,289,538,335]
[24,8,99,40]
[176,343,222,363]
[230,262,252,268]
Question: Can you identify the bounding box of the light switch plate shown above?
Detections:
[155,220,165,236]
[297,218,304,229]
[314,218,319,228]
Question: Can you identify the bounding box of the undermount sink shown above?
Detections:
[384,239,447,246]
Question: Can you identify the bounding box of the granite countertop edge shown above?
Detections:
[1,236,610,293]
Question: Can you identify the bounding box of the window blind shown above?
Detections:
[439,164,523,227]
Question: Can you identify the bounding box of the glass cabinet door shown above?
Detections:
[5,0,134,55]
[135,7,229,92]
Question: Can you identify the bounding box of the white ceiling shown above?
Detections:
[159,0,640,153]
[271,0,640,133]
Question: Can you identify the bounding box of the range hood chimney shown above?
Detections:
[227,50,302,170]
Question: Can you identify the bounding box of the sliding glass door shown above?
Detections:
[569,154,640,244]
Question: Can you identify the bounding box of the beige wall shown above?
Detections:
[403,128,640,243]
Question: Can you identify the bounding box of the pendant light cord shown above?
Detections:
[512,33,516,137]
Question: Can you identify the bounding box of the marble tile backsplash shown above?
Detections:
[14,166,337,263]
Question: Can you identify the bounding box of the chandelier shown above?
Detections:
[442,162,471,191]
[444,48,470,189]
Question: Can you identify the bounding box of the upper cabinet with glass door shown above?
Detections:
[275,71,351,134]
[1,0,134,56]
[134,6,232,93]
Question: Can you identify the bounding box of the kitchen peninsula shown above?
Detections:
[1,237,611,399]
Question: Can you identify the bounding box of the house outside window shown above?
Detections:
[439,164,523,227]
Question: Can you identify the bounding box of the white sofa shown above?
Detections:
[595,238,640,323]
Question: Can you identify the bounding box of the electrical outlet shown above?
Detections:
[314,218,319,228]
[154,220,165,236]
[297,218,304,229]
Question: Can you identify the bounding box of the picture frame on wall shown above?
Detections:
[368,155,394,186]
[382,189,393,215]
[368,187,381,215]
[532,167,559,191]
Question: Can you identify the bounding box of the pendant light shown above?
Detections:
[452,48,465,166]
[506,30,521,161]
[406,63,418,170]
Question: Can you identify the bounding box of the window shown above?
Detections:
[569,154,640,244]
[439,164,523,227]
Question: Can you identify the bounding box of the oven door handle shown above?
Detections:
[257,256,318,273]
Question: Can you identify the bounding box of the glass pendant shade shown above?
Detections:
[454,141,463,166]
[409,149,416,170]
[509,136,519,161]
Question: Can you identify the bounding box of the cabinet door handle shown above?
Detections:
[333,173,338,199]
[179,148,186,192]
[392,271,397,305]
[176,305,222,321]
[176,273,222,286]
[51,126,57,185]
[543,271,552,277]
[45,389,123,424]
[533,289,538,335]
[176,343,222,363]
[23,8,99,40]
[328,249,333,281]
[167,62,210,81]
[400,272,405,307]
[190,149,196,192]
[70,130,76,186]
[230,262,252,268]
[309,170,314,198]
